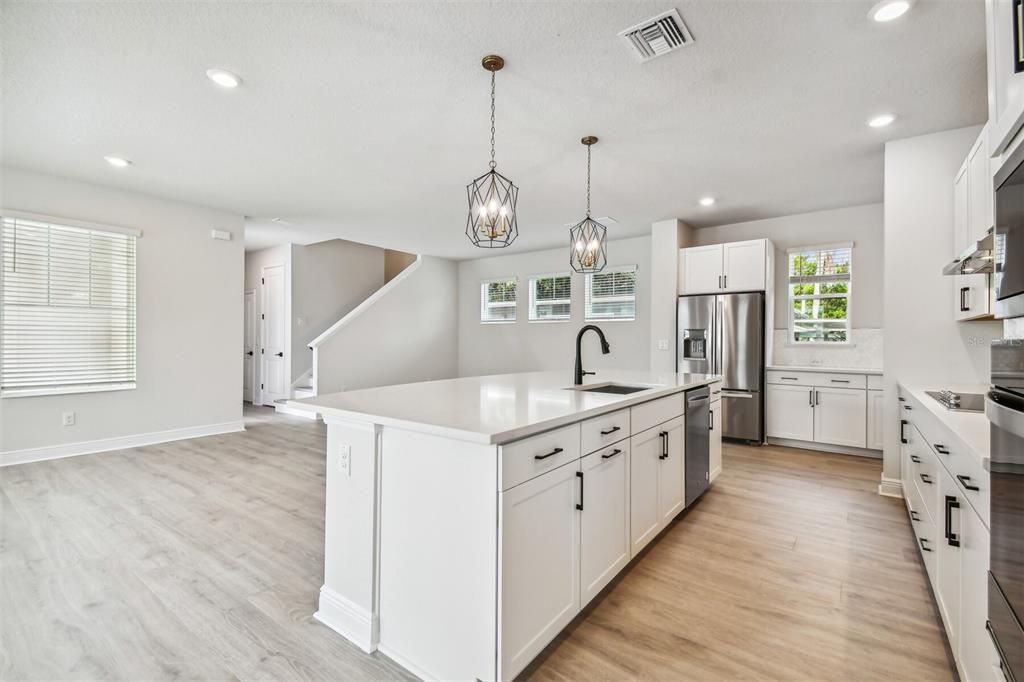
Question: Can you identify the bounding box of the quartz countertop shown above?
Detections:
[290,370,719,445]
[900,382,990,467]
[767,365,882,375]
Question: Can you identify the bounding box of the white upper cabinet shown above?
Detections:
[722,240,768,292]
[967,131,993,244]
[986,0,1024,158]
[953,127,993,322]
[680,244,725,294]
[679,239,771,294]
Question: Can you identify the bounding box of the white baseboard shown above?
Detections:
[0,420,246,467]
[767,437,882,459]
[878,476,904,499]
[314,586,378,654]
[274,403,321,420]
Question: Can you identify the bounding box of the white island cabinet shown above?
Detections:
[292,370,720,681]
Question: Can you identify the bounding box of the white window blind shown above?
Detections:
[788,244,851,344]
[585,265,637,321]
[528,273,571,321]
[480,277,517,323]
[1,215,138,396]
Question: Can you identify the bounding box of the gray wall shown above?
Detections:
[457,236,652,378]
[1,168,244,454]
[691,203,884,330]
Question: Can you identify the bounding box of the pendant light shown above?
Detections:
[466,55,519,248]
[569,136,608,273]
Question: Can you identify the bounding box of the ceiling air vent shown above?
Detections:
[619,9,694,62]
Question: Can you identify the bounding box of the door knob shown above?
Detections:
[246,351,254,356]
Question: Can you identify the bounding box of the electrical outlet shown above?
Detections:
[657,339,670,351]
[62,411,75,426]
[339,444,351,476]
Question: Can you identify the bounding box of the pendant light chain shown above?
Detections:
[489,71,497,170]
[586,144,592,217]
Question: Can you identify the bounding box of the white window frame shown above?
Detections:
[787,243,853,346]
[480,276,517,324]
[1,210,141,398]
[528,272,572,322]
[584,265,638,322]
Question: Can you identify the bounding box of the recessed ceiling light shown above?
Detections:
[206,68,241,88]
[868,113,896,128]
[699,197,716,207]
[104,156,131,168]
[869,0,913,23]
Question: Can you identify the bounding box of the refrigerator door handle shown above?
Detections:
[719,390,754,398]
[715,298,724,376]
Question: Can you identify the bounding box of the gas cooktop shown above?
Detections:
[925,390,985,413]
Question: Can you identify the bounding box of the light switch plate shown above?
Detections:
[62,411,75,426]
[657,339,670,351]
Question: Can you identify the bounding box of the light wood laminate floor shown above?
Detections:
[1,407,953,681]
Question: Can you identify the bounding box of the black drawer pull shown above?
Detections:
[780,377,799,381]
[945,495,961,547]
[919,537,932,552]
[910,510,921,522]
[831,379,851,384]
[957,475,980,492]
[601,448,623,460]
[659,431,668,459]
[535,447,563,461]
[900,419,908,444]
[920,473,933,485]
[575,471,584,511]
[910,455,921,463]
[599,426,621,436]
[934,444,949,455]
[904,405,913,411]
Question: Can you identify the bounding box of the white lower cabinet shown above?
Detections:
[580,443,631,605]
[709,400,722,482]
[766,384,814,441]
[629,416,685,558]
[499,459,581,679]
[868,389,884,451]
[812,387,867,448]
[936,468,963,655]
[959,503,992,682]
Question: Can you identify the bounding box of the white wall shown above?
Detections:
[1,168,244,456]
[691,203,885,330]
[882,126,1004,484]
[457,237,652,378]
[314,256,458,393]
[291,239,384,382]
[649,219,694,372]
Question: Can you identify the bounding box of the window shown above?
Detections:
[528,273,571,321]
[480,277,517,322]
[1,214,138,397]
[585,265,637,321]
[788,244,851,344]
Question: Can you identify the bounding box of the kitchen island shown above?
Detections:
[291,370,720,681]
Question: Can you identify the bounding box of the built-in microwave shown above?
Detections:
[995,141,1024,319]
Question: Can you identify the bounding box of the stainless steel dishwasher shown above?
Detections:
[684,386,711,506]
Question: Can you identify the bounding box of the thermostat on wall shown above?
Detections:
[210,229,232,241]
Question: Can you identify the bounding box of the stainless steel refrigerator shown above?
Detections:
[677,292,764,443]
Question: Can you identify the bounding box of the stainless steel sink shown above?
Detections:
[571,383,656,395]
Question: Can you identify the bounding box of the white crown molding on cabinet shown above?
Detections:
[0,420,245,467]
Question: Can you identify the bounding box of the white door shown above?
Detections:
[709,400,722,482]
[722,239,767,292]
[812,387,867,448]
[261,264,288,403]
[580,444,630,606]
[629,426,663,557]
[680,244,724,294]
[867,389,884,450]
[659,420,685,521]
[959,502,992,682]
[936,469,962,655]
[243,290,255,402]
[499,460,581,681]
[766,384,814,442]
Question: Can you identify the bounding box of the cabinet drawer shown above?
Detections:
[815,373,867,389]
[631,393,684,435]
[500,423,581,491]
[580,408,630,455]
[913,431,941,525]
[766,370,817,387]
[767,370,868,389]
[867,374,883,390]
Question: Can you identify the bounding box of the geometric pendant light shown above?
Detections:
[569,136,607,273]
[466,55,519,248]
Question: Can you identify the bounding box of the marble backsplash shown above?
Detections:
[1005,318,1024,339]
[771,328,883,370]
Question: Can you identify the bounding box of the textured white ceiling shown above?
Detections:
[2,1,987,258]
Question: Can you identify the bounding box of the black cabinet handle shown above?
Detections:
[934,444,949,455]
[575,471,584,511]
[599,426,621,436]
[724,274,728,288]
[809,389,814,407]
[535,447,563,461]
[601,448,622,460]
[831,379,850,384]
[910,455,921,463]
[960,286,970,312]
[659,431,668,459]
[910,510,921,522]
[780,376,799,381]
[900,419,908,444]
[945,495,961,547]
[275,351,284,357]
[904,405,913,411]
[709,409,714,431]
[957,475,980,491]
[919,537,932,552]
[920,473,933,485]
